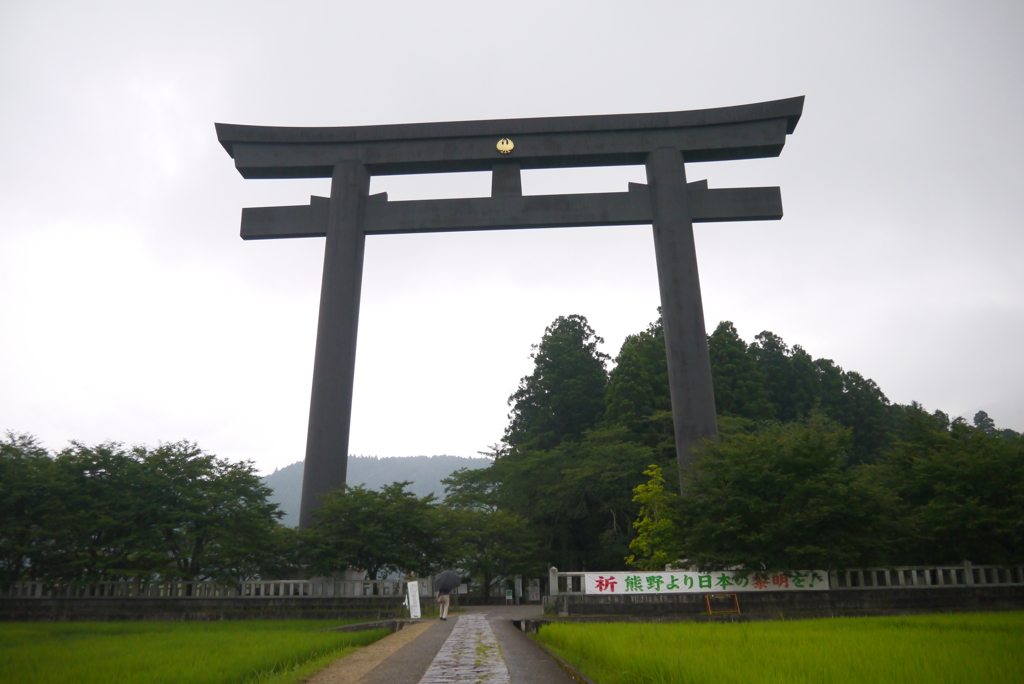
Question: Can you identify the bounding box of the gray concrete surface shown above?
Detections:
[357,617,455,684]
[483,606,577,684]
[356,605,576,684]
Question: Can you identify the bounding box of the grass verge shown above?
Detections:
[534,612,1024,684]
[0,619,389,684]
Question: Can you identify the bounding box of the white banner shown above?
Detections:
[406,580,421,619]
[584,570,828,595]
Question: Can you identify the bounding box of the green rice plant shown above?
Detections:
[535,612,1024,684]
[0,619,389,684]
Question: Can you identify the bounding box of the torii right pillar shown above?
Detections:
[646,147,718,482]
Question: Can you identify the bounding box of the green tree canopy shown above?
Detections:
[707,321,773,420]
[0,433,54,589]
[504,314,609,450]
[821,368,893,463]
[45,440,154,581]
[443,506,543,599]
[973,410,997,435]
[676,415,900,571]
[302,482,448,580]
[603,319,671,432]
[625,464,680,571]
[471,427,660,571]
[750,332,819,423]
[136,441,284,581]
[0,435,284,585]
[873,409,1024,565]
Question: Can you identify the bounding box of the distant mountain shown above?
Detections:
[262,455,493,527]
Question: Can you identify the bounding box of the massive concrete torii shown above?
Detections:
[216,96,804,527]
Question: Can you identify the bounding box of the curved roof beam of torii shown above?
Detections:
[215,96,804,179]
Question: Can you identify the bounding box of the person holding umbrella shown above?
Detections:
[434,571,460,621]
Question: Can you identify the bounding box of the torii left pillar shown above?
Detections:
[299,162,369,529]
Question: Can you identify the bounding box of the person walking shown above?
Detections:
[433,570,460,621]
[436,586,451,620]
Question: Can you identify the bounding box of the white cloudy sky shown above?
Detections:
[2,0,1021,474]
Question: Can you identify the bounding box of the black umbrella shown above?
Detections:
[434,571,461,593]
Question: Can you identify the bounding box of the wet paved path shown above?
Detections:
[347,606,575,684]
[418,613,510,683]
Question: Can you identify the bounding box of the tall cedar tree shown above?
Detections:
[748,331,893,462]
[603,319,671,432]
[504,315,610,450]
[474,428,656,572]
[750,332,818,422]
[707,321,773,419]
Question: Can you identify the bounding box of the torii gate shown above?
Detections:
[216,96,804,527]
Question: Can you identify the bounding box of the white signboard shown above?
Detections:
[406,580,421,619]
[584,570,828,595]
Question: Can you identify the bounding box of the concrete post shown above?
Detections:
[645,148,719,482]
[964,560,974,586]
[548,566,559,596]
[299,161,370,529]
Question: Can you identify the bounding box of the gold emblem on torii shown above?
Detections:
[496,138,514,154]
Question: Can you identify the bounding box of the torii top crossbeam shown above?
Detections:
[216,96,804,527]
[217,96,802,177]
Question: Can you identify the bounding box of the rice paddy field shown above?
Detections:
[535,612,1024,684]
[0,619,389,684]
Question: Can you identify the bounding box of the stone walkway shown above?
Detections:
[418,613,510,683]
[326,606,576,684]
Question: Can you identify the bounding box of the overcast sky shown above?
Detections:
[2,0,1021,474]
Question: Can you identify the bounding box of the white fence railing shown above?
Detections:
[3,578,432,600]
[548,562,1024,595]
[829,562,1024,590]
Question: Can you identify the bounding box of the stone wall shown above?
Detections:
[0,596,424,622]
[543,586,1024,619]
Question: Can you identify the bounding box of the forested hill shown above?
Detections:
[475,313,1023,573]
[262,455,492,527]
